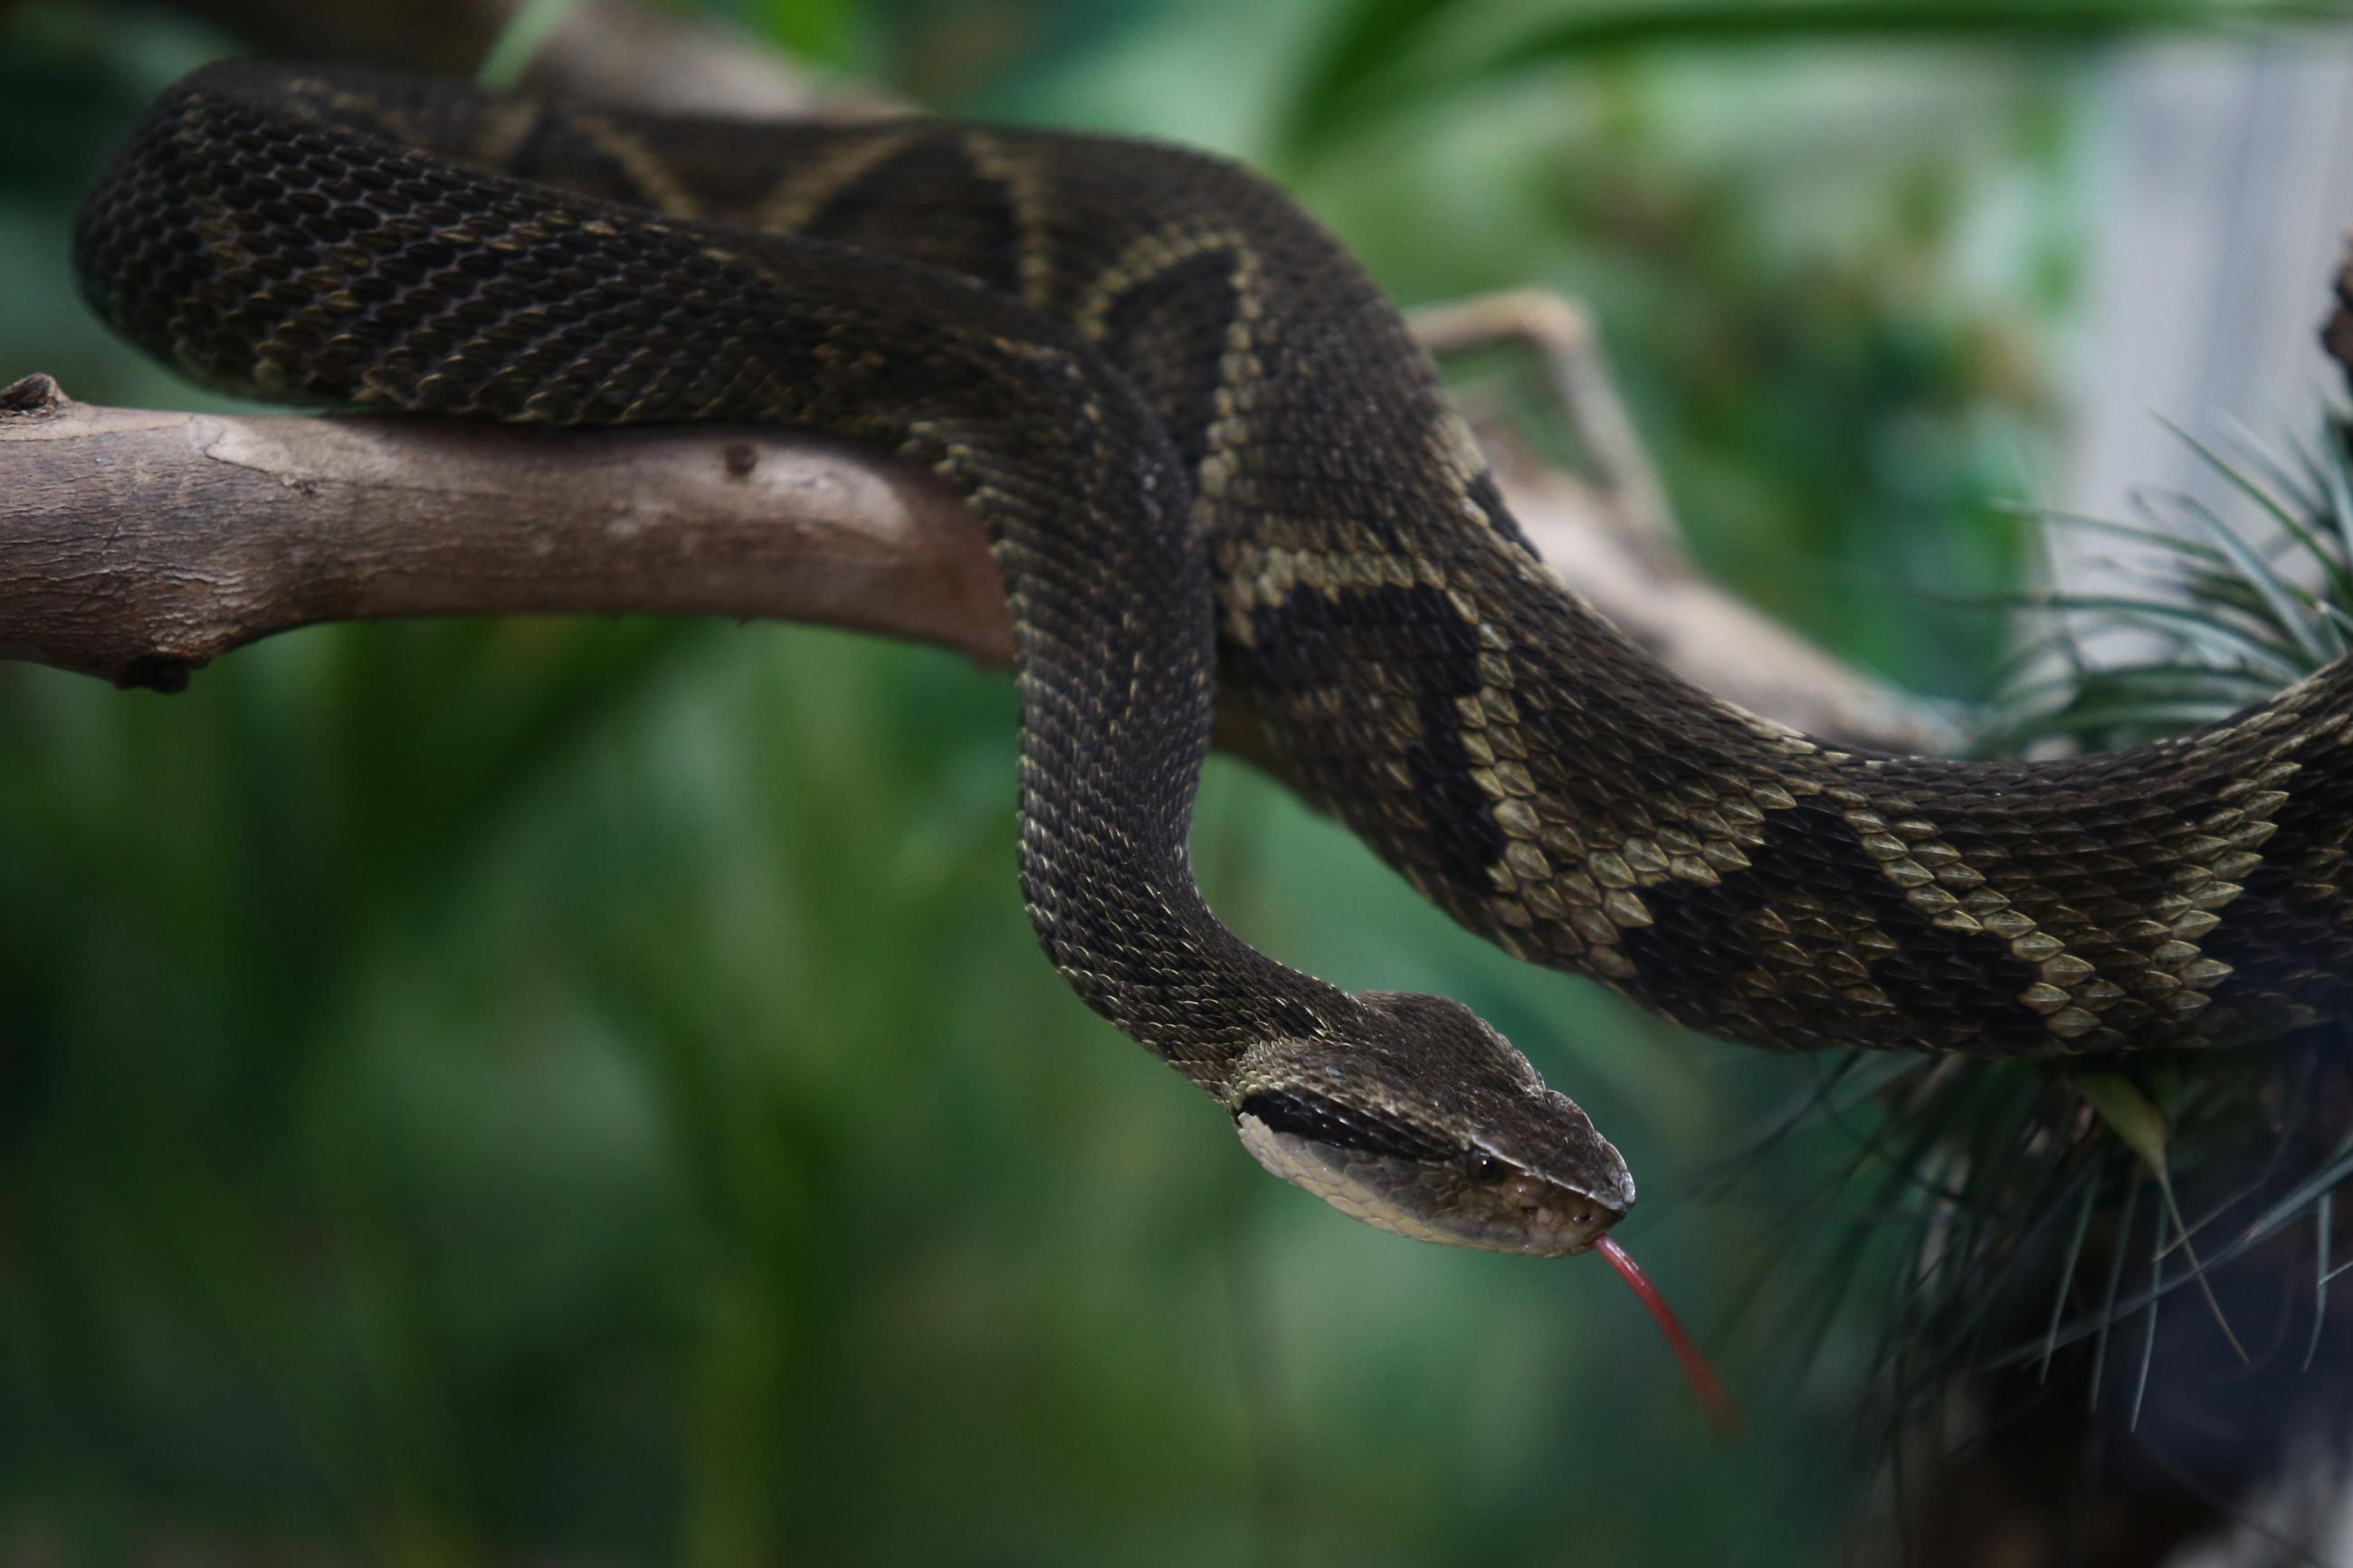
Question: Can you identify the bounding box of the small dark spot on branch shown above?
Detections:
[724,442,758,479]
[0,375,66,415]
[117,655,194,694]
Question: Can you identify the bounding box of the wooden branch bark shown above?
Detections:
[0,374,1005,689]
[0,367,1959,753]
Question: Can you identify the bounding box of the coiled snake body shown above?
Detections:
[75,64,2353,1256]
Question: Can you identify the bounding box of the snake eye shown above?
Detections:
[1466,1153,1509,1184]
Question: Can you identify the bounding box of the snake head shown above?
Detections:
[1229,990,1633,1256]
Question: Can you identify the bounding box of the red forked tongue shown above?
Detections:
[1594,1235,1742,1440]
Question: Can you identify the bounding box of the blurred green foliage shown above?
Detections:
[0,0,2312,1561]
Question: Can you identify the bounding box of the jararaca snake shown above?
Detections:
[71,69,2353,1412]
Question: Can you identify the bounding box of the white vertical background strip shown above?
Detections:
[2062,37,2353,581]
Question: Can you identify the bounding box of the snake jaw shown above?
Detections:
[1228,990,1634,1254]
[1234,1109,1625,1257]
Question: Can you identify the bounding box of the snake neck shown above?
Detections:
[71,64,1343,1094]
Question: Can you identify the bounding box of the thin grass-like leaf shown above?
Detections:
[2303,1192,2332,1373]
[2038,1157,2103,1383]
[1962,593,2310,679]
[1994,662,2278,711]
[2004,503,2233,569]
[2272,420,2353,587]
[2231,1138,2353,1257]
[2072,613,2302,680]
[1915,1143,2099,1381]
[2312,419,2353,572]
[2144,466,2348,663]
[2278,415,2339,514]
[2162,1161,2295,1263]
[1770,1208,1882,1402]
[2212,411,2324,515]
[2139,492,2341,664]
[2129,1239,2162,1431]
[2087,1175,2142,1412]
[1970,624,2097,704]
[2165,509,2334,658]
[1983,701,2243,746]
[1986,673,2275,740]
[1726,1051,1927,1169]
[2164,415,2353,600]
[2079,1074,2250,1364]
[1993,1140,2353,1374]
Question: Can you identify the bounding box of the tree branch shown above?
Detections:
[0,374,1005,689]
[0,365,1959,752]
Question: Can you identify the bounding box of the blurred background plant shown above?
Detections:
[5,1,2353,1563]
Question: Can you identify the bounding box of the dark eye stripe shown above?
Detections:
[1237,1090,1455,1165]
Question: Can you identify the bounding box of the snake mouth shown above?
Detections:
[1234,1111,1624,1257]
[1486,1170,1623,1254]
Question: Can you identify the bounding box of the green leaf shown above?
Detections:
[760,0,854,67]
[475,0,585,90]
[2078,1073,2167,1173]
[1286,0,1464,152]
[1283,0,2353,153]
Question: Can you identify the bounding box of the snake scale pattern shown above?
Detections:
[72,63,2353,1254]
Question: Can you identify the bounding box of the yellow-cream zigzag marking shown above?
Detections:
[963,130,1058,311]
[749,128,911,236]
[567,111,704,221]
